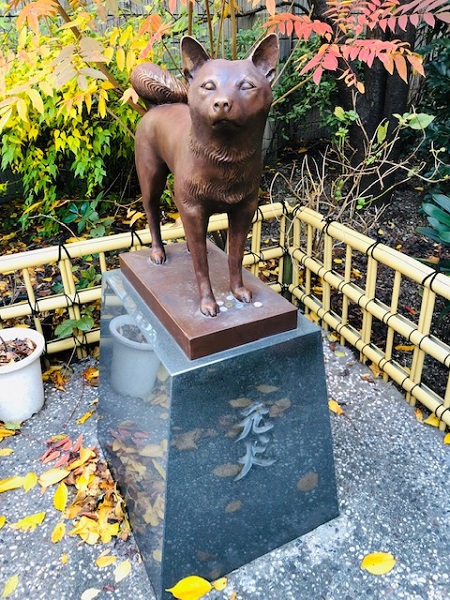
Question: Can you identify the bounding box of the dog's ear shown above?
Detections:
[181,37,211,82]
[250,34,279,85]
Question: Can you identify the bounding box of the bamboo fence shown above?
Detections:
[0,202,449,429]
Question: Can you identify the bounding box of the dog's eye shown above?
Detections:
[240,80,255,91]
[202,81,216,91]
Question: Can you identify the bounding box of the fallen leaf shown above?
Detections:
[2,574,19,598]
[212,577,227,591]
[38,468,70,488]
[0,448,14,457]
[96,555,118,568]
[51,522,66,543]
[114,559,132,583]
[256,384,279,394]
[360,551,396,575]
[328,400,344,416]
[61,554,69,565]
[334,350,346,358]
[423,414,440,428]
[444,433,450,445]
[225,500,242,513]
[10,511,46,531]
[54,481,68,512]
[395,344,415,352]
[166,575,212,600]
[81,589,101,600]
[22,471,38,492]
[0,515,6,529]
[369,363,382,378]
[83,366,99,386]
[415,408,423,422]
[212,464,241,478]
[297,471,319,492]
[0,475,24,493]
[360,373,375,383]
[229,398,252,409]
[76,409,97,425]
[229,594,237,600]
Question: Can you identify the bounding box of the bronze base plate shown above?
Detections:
[120,242,297,360]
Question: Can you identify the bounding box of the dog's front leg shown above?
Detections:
[227,201,258,303]
[182,209,219,317]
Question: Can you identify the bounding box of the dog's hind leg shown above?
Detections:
[136,159,170,264]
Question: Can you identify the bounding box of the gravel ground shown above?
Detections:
[0,330,449,600]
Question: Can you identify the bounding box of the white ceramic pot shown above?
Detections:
[109,315,160,398]
[0,328,45,421]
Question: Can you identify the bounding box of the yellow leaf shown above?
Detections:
[0,475,24,493]
[23,472,38,492]
[328,399,344,415]
[95,555,118,568]
[53,482,68,512]
[2,574,19,598]
[0,448,13,457]
[38,468,70,488]
[68,446,96,470]
[114,559,131,583]
[360,551,396,575]
[423,414,440,428]
[152,459,166,480]
[11,511,46,531]
[415,408,423,422]
[26,89,44,114]
[444,433,450,445]
[369,363,382,378]
[51,521,66,543]
[394,344,415,352]
[76,409,97,425]
[212,577,227,591]
[0,515,6,529]
[81,589,101,600]
[61,553,69,565]
[166,575,212,600]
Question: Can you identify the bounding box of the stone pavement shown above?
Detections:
[0,334,449,600]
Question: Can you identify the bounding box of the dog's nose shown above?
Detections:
[213,99,231,112]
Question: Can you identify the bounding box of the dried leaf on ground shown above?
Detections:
[76,409,97,425]
[0,515,6,529]
[38,468,70,488]
[166,575,212,600]
[0,448,14,457]
[423,414,440,428]
[95,555,117,568]
[10,511,46,531]
[53,481,68,512]
[51,522,66,543]
[2,574,19,598]
[415,408,423,422]
[328,399,345,415]
[444,433,450,445]
[83,366,99,386]
[212,577,227,591]
[0,475,24,493]
[114,559,131,583]
[360,551,396,575]
[81,589,101,600]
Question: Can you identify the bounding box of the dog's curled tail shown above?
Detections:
[131,63,188,108]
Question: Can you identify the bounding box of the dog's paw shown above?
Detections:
[150,248,166,264]
[232,286,252,304]
[200,297,219,317]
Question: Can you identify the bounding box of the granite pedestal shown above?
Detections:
[98,258,339,599]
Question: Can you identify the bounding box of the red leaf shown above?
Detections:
[436,10,450,22]
[394,53,408,82]
[42,450,61,464]
[313,66,324,84]
[423,12,435,25]
[72,434,83,453]
[53,454,71,468]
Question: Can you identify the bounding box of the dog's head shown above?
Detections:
[182,35,279,134]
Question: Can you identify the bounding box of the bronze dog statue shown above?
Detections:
[131,35,279,316]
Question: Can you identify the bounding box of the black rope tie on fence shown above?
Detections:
[247,250,263,265]
[377,356,394,370]
[130,225,145,250]
[359,341,372,356]
[57,242,72,263]
[409,382,421,398]
[367,229,384,258]
[435,405,450,421]
[26,297,39,317]
[337,280,352,294]
[383,312,399,326]
[421,259,442,292]
[256,206,265,223]
[322,216,336,236]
